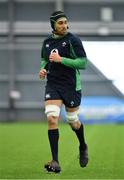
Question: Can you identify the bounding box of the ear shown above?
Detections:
[67,26,69,29]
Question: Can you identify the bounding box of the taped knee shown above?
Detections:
[45,105,60,117]
[66,111,79,123]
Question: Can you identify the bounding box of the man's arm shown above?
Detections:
[61,57,87,69]
[39,44,48,79]
[40,58,48,69]
[49,53,88,69]
[40,44,48,69]
[62,35,88,69]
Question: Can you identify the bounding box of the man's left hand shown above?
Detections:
[49,52,62,63]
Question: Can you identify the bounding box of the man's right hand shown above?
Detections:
[39,69,47,79]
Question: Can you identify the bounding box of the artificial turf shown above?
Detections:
[0,122,124,179]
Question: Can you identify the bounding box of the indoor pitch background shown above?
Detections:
[0,122,124,179]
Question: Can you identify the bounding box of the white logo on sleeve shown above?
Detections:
[50,49,58,54]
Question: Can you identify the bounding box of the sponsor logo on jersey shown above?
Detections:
[46,44,49,47]
[50,48,58,54]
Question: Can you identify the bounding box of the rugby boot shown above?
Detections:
[44,160,61,173]
[79,144,88,167]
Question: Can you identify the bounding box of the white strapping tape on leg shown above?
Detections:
[45,105,60,117]
[66,111,79,123]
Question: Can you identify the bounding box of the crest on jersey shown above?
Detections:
[62,42,66,47]
[70,101,75,106]
[50,48,58,54]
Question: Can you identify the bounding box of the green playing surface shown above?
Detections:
[0,122,124,179]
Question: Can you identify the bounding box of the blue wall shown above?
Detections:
[62,96,124,124]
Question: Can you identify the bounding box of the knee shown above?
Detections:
[66,111,81,130]
[66,111,79,123]
[70,121,81,130]
[45,104,60,127]
[47,115,58,126]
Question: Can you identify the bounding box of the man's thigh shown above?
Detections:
[45,84,62,102]
[45,99,63,107]
[61,89,81,108]
[65,106,79,112]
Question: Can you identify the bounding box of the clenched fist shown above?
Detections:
[39,69,47,80]
[49,52,62,63]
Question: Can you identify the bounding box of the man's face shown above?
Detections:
[54,17,68,35]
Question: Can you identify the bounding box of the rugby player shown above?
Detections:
[39,11,89,173]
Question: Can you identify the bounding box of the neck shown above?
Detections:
[52,31,68,38]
